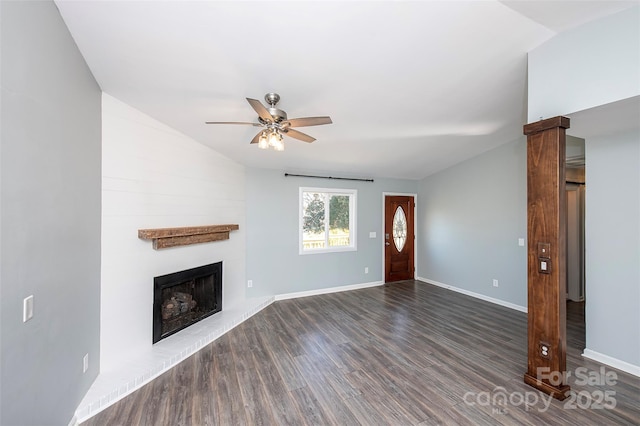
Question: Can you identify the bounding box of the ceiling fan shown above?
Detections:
[206,93,332,151]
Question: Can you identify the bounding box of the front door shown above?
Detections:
[384,195,415,282]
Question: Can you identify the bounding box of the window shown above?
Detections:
[299,187,357,254]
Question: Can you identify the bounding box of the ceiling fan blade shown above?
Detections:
[250,130,263,144]
[205,121,262,126]
[246,98,273,122]
[284,128,316,143]
[284,116,333,128]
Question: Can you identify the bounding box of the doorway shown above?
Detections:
[566,163,586,352]
[384,195,415,282]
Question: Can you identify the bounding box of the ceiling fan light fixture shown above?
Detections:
[258,128,284,151]
[268,129,284,151]
[273,136,284,151]
[258,131,269,149]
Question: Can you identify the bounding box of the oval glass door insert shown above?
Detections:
[393,206,407,252]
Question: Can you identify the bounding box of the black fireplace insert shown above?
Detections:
[153,262,222,343]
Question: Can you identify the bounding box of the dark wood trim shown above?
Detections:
[523,116,570,135]
[524,115,570,400]
[524,373,570,400]
[138,224,239,249]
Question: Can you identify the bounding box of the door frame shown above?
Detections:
[382,192,418,283]
[565,183,585,302]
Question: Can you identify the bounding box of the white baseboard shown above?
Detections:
[417,277,527,313]
[276,280,384,301]
[418,278,639,378]
[582,348,640,377]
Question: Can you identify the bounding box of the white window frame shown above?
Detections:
[299,187,357,255]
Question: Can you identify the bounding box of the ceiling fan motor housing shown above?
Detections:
[264,93,287,122]
[267,107,287,123]
[264,92,280,105]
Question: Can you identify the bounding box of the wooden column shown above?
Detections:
[523,116,571,400]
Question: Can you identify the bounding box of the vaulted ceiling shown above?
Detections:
[54,0,637,179]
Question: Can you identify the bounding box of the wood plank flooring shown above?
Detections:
[83,281,640,425]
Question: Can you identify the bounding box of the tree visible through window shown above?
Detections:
[300,188,356,253]
[303,193,325,234]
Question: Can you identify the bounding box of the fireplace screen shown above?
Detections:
[153,262,222,343]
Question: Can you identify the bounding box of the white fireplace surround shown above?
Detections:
[76,94,262,422]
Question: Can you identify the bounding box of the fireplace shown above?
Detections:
[153,262,222,344]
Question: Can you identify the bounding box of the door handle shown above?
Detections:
[385,242,390,246]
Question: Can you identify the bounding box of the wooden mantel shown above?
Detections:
[138,224,239,250]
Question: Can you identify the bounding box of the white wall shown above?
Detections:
[245,168,417,297]
[101,94,246,371]
[584,129,640,368]
[528,6,640,122]
[417,138,528,309]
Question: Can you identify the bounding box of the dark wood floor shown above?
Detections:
[83,281,640,425]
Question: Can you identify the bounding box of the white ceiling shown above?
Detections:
[54,0,638,180]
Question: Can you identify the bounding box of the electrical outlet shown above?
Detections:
[518,238,525,246]
[83,353,89,373]
[365,267,369,274]
[493,279,499,287]
[247,280,253,288]
[23,295,34,322]
[539,342,550,359]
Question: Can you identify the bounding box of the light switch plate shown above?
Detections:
[23,295,34,322]
[538,259,551,274]
[369,232,376,238]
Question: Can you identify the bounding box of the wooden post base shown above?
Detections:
[524,373,570,400]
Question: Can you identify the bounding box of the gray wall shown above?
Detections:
[417,138,528,308]
[585,129,640,367]
[1,1,102,424]
[527,6,639,122]
[246,168,417,297]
